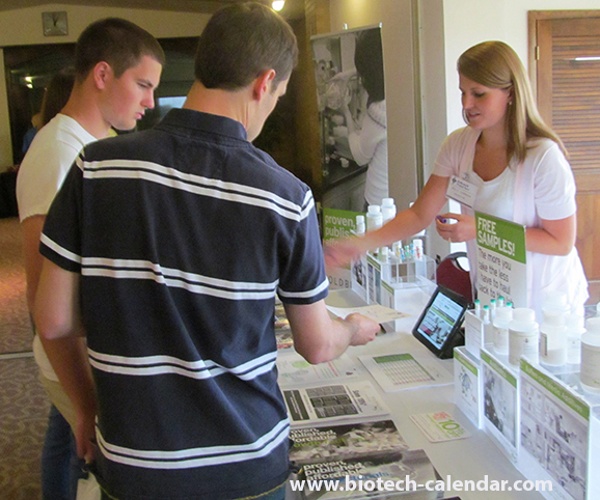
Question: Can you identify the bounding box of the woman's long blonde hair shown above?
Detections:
[458,40,567,162]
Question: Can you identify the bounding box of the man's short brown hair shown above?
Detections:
[75,17,165,81]
[195,2,298,90]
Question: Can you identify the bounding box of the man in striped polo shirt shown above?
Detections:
[34,2,379,499]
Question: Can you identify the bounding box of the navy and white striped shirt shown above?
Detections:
[40,109,328,499]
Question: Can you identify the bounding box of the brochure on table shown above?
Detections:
[277,351,362,387]
[480,347,520,464]
[454,346,483,429]
[518,358,600,500]
[475,212,527,308]
[358,352,453,392]
[283,381,391,427]
[410,410,471,443]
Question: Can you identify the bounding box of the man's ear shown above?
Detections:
[252,69,277,100]
[93,61,112,90]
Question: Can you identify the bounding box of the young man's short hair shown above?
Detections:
[194,1,298,90]
[75,17,165,81]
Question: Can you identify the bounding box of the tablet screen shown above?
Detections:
[413,286,468,355]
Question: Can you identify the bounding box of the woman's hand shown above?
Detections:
[435,212,476,243]
[324,237,365,270]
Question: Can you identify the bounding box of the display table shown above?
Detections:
[280,288,546,499]
[343,335,543,499]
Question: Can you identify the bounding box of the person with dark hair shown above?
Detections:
[326,40,587,319]
[16,17,163,500]
[342,28,387,208]
[34,3,378,499]
[41,70,76,126]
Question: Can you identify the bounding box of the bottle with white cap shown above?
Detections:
[539,310,567,367]
[537,291,569,367]
[493,304,512,356]
[580,317,600,394]
[508,307,539,367]
[355,215,365,236]
[381,198,397,225]
[542,290,570,317]
[366,205,383,232]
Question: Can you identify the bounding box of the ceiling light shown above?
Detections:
[272,1,285,12]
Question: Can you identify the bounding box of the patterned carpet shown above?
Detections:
[0,217,32,354]
[0,216,45,498]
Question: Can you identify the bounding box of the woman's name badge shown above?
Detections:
[446,175,477,208]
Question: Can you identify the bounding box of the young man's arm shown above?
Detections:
[21,215,47,313]
[285,301,379,364]
[34,257,97,463]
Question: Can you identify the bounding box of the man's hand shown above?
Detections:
[343,312,379,346]
[75,401,98,464]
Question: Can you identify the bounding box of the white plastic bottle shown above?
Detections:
[366,205,383,232]
[542,290,570,316]
[381,198,397,225]
[539,311,567,367]
[508,308,539,367]
[355,215,365,236]
[493,305,512,356]
[566,312,585,365]
[580,317,600,394]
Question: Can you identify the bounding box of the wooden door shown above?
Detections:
[530,11,600,293]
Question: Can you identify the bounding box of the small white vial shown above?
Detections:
[473,299,481,318]
[489,298,496,320]
[482,305,492,344]
[508,308,539,367]
[580,317,600,394]
[413,238,423,260]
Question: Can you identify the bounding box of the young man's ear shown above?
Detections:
[93,61,112,90]
[252,69,277,100]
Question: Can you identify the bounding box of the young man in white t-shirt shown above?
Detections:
[16,18,164,499]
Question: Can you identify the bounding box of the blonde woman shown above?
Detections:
[325,40,588,318]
